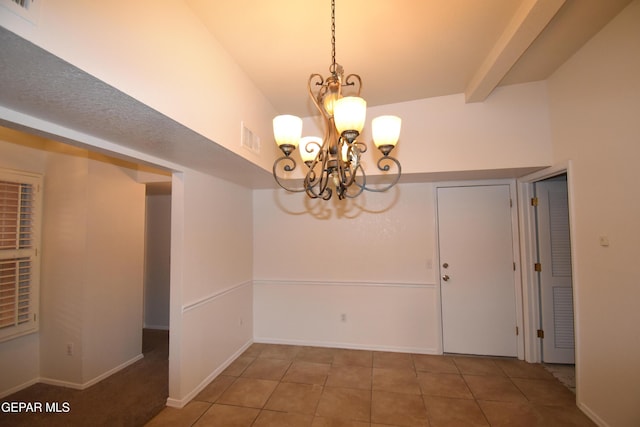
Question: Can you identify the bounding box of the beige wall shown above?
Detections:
[36,142,146,387]
[83,154,146,383]
[547,1,640,425]
[39,143,91,385]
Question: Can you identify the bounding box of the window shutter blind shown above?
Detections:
[0,257,31,328]
[0,172,40,341]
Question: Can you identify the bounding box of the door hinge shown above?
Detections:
[534,262,542,272]
[513,262,516,271]
[531,197,538,207]
[516,326,519,336]
[510,198,513,208]
[537,329,544,339]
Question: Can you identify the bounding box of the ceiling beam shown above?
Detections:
[465,0,566,103]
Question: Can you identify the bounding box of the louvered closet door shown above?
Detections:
[537,178,575,364]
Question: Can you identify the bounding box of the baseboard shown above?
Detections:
[0,377,40,399]
[254,336,440,355]
[577,401,609,427]
[40,353,144,390]
[143,325,169,331]
[166,339,253,409]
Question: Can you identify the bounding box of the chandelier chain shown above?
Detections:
[330,0,336,74]
[271,0,402,200]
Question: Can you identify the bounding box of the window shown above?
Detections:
[0,169,41,342]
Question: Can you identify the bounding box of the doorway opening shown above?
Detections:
[518,166,576,391]
[534,173,575,364]
[533,173,576,392]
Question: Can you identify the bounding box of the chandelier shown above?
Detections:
[272,0,402,200]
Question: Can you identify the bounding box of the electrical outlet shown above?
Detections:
[66,343,74,356]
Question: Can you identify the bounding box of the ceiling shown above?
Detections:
[188,0,631,116]
[0,0,633,188]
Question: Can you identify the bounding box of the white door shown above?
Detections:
[437,185,517,357]
[536,177,575,363]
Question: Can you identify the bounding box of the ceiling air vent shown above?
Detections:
[12,0,31,7]
[1,0,41,24]
[241,122,261,155]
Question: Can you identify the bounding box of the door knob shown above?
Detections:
[442,275,450,282]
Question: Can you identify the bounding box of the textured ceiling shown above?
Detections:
[0,27,272,188]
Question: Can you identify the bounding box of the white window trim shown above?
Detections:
[0,168,41,343]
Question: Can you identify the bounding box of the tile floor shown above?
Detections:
[146,343,594,426]
[544,364,576,394]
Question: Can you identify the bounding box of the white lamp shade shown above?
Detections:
[299,136,322,163]
[372,115,401,148]
[334,96,367,134]
[273,115,302,147]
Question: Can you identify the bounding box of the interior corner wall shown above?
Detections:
[169,169,253,406]
[39,143,146,387]
[82,156,145,383]
[547,1,640,425]
[39,143,90,385]
[252,183,440,353]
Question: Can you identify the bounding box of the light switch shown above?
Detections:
[599,236,610,247]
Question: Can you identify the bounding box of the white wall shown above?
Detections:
[144,194,171,330]
[253,183,440,353]
[295,81,553,180]
[168,170,254,406]
[547,1,640,426]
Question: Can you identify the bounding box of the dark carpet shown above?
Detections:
[0,329,168,427]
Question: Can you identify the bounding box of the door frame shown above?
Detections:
[434,179,524,360]
[517,161,578,364]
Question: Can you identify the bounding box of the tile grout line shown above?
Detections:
[453,356,494,427]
